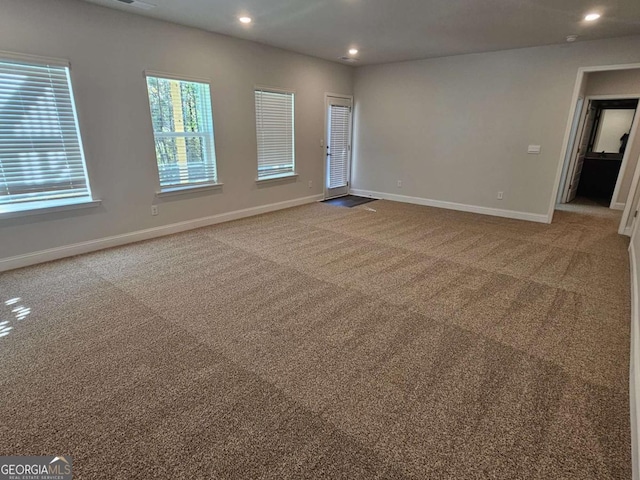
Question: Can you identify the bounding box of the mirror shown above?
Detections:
[593,109,635,154]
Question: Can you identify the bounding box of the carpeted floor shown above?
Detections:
[0,200,631,479]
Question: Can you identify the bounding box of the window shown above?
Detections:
[0,57,93,213]
[145,74,218,191]
[254,88,295,179]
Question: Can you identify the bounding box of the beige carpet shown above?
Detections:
[0,199,631,479]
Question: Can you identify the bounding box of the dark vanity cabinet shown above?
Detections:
[577,153,623,201]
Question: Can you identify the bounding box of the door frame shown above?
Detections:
[558,96,587,204]
[548,62,640,235]
[559,94,640,208]
[622,152,640,236]
[324,92,354,200]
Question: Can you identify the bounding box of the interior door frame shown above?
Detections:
[558,96,587,204]
[559,94,640,208]
[324,93,354,200]
[605,96,640,209]
[622,153,640,236]
[548,62,640,233]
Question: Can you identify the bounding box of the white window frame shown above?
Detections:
[254,86,296,182]
[0,51,98,218]
[144,70,222,197]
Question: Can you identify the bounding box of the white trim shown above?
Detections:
[143,70,211,84]
[325,92,354,102]
[621,152,640,235]
[548,62,640,225]
[0,198,101,220]
[558,96,586,204]
[255,173,298,183]
[612,202,626,211]
[66,66,94,201]
[587,93,640,100]
[0,194,323,272]
[579,63,640,73]
[606,96,640,208]
[254,85,296,95]
[629,221,640,480]
[350,189,548,223]
[0,50,70,67]
[156,182,223,197]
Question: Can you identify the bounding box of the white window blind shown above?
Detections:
[0,59,92,209]
[328,105,351,189]
[145,75,217,190]
[254,89,295,179]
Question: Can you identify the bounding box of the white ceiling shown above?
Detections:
[84,0,640,65]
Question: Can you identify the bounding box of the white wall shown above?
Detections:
[0,0,353,264]
[588,69,640,95]
[352,37,640,218]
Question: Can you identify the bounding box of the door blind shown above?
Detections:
[255,89,295,178]
[328,105,351,188]
[0,60,91,206]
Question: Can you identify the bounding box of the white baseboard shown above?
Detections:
[350,189,549,224]
[0,194,323,272]
[612,202,626,211]
[630,242,640,480]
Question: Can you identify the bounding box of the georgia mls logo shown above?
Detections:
[0,456,72,480]
[49,456,71,473]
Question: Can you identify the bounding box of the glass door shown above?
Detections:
[325,96,353,199]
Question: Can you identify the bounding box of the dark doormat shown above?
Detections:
[322,195,378,208]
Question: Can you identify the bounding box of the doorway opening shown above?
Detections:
[550,64,640,235]
[561,98,638,207]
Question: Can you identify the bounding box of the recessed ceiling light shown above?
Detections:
[584,13,601,21]
[239,16,252,24]
[348,48,359,55]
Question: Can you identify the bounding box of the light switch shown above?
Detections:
[528,145,541,154]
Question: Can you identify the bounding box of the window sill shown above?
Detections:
[0,197,101,220]
[255,173,298,184]
[156,182,224,198]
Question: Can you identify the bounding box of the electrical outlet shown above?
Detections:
[497,192,504,200]
[308,180,313,188]
[320,139,324,147]
[151,205,159,216]
[397,180,402,188]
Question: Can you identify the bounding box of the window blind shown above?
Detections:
[0,59,91,207]
[328,105,351,189]
[255,89,295,179]
[145,75,217,189]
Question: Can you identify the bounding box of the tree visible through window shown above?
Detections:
[145,75,217,189]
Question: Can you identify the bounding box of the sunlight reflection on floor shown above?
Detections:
[0,297,31,340]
